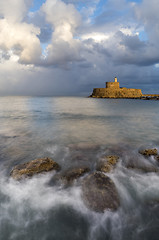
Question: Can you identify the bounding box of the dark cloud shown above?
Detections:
[0,50,10,61]
[118,31,146,51]
[0,0,159,96]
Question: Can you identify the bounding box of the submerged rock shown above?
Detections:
[82,172,120,212]
[10,157,60,180]
[96,155,119,173]
[61,167,90,184]
[68,143,100,151]
[126,163,158,173]
[139,148,158,156]
[155,155,159,162]
[70,153,89,162]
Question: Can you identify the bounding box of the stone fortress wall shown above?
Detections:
[90,77,143,98]
[106,82,120,89]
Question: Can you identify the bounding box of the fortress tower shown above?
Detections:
[106,77,120,89]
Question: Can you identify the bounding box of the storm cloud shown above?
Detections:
[0,0,159,96]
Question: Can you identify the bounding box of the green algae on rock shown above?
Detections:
[139,148,158,156]
[10,157,60,180]
[96,155,119,173]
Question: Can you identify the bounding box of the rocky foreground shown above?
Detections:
[10,148,159,213]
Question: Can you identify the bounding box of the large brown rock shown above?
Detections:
[10,157,60,180]
[82,172,120,212]
[139,148,158,156]
[96,155,119,173]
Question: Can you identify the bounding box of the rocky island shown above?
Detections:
[90,77,159,99]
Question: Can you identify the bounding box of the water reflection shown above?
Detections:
[49,97,159,146]
[0,97,159,169]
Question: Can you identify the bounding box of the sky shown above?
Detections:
[0,0,159,96]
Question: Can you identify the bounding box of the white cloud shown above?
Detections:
[0,0,42,64]
[41,0,82,66]
[120,27,139,36]
[0,19,41,64]
[81,32,110,43]
[0,0,33,22]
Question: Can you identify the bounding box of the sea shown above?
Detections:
[0,96,159,240]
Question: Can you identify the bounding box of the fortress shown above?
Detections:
[90,77,143,98]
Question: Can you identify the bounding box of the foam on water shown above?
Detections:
[0,172,88,239]
[1,155,159,240]
[0,170,121,240]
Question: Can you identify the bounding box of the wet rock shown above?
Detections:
[126,163,158,173]
[61,167,90,184]
[125,154,159,173]
[10,157,60,180]
[139,148,158,156]
[96,155,119,173]
[82,172,120,212]
[155,155,159,162]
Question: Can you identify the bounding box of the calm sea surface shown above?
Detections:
[0,97,159,240]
